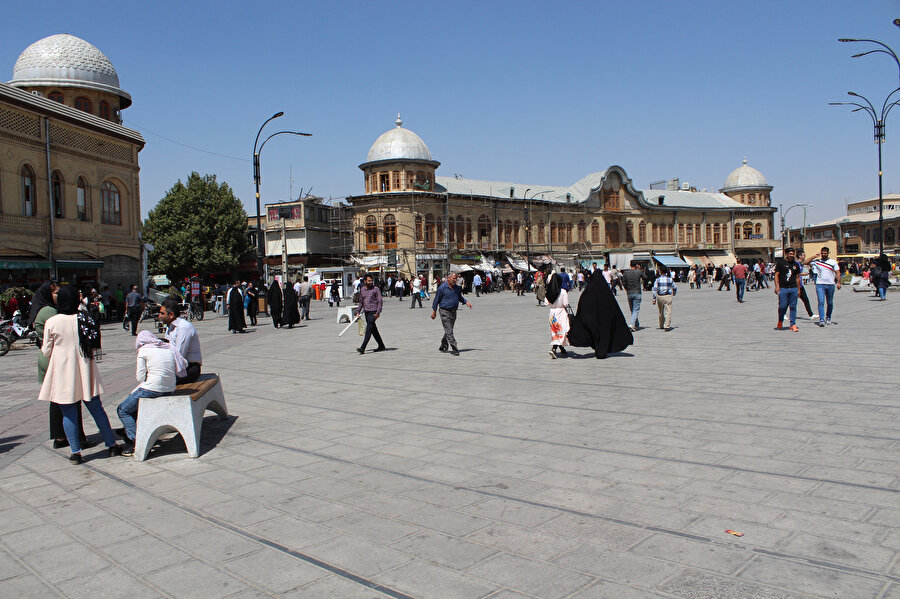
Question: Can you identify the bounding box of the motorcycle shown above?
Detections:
[0,310,38,356]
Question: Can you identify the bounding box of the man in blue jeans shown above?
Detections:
[431,272,472,356]
[621,260,644,331]
[731,260,749,303]
[774,247,802,332]
[805,246,841,326]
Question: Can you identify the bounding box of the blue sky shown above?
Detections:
[4,0,900,229]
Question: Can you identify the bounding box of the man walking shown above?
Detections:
[472,272,482,297]
[409,275,423,308]
[356,275,386,354]
[774,247,802,332]
[806,247,841,326]
[732,259,749,303]
[622,260,644,332]
[125,285,143,336]
[431,272,472,356]
[652,265,677,331]
[298,276,312,320]
[717,264,731,291]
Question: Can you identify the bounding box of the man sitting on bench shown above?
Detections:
[159,299,203,384]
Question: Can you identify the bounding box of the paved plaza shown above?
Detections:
[0,285,898,598]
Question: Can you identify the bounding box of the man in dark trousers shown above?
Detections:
[125,285,143,336]
[431,272,472,356]
[774,247,802,332]
[356,275,386,354]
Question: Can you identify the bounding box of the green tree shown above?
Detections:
[143,172,250,280]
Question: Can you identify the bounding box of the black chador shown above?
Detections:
[282,282,300,328]
[227,284,247,333]
[567,270,633,359]
[268,281,283,328]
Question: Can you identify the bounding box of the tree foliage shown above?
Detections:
[143,173,250,280]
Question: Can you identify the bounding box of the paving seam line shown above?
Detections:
[39,447,417,599]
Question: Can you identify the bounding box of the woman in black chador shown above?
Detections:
[227,281,247,333]
[282,280,300,328]
[268,279,283,328]
[567,269,633,359]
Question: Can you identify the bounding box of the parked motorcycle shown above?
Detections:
[0,310,38,356]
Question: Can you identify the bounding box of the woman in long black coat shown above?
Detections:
[282,281,300,328]
[227,281,247,333]
[268,279,283,328]
[245,282,259,326]
[567,269,633,359]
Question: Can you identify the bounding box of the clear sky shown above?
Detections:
[4,0,900,230]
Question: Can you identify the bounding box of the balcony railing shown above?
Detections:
[0,214,48,237]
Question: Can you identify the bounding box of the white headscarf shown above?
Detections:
[135,331,187,378]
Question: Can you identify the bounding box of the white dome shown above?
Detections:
[365,115,433,163]
[9,34,131,107]
[722,158,770,191]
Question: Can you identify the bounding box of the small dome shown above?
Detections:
[9,34,131,108]
[721,158,770,191]
[365,114,433,162]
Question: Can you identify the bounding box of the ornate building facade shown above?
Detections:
[0,34,144,289]
[348,118,778,278]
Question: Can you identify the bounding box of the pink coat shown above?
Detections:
[38,314,103,404]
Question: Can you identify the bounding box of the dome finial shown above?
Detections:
[395,113,403,128]
[742,157,748,166]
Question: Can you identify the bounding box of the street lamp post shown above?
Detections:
[835,35,900,256]
[252,113,311,278]
[780,203,813,250]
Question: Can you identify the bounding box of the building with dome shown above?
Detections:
[0,34,144,290]
[347,117,778,280]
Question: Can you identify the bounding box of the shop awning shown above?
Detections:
[0,260,52,269]
[707,251,737,267]
[56,259,103,269]
[653,254,691,268]
[607,252,633,270]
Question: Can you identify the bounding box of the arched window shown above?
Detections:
[713,223,721,244]
[74,96,92,113]
[456,216,465,248]
[51,171,64,218]
[76,177,89,221]
[99,100,111,120]
[365,215,378,250]
[685,224,693,244]
[678,224,686,244]
[667,224,674,243]
[466,218,472,243]
[566,223,573,244]
[436,216,444,242]
[603,190,620,210]
[391,171,400,190]
[478,215,491,248]
[694,224,701,243]
[886,227,896,245]
[626,221,634,244]
[505,220,513,248]
[425,214,436,247]
[743,221,753,239]
[591,220,600,244]
[100,181,121,225]
[448,217,455,243]
[414,215,423,241]
[537,220,545,243]
[513,221,520,245]
[754,223,762,235]
[652,224,659,243]
[578,220,587,243]
[383,214,397,249]
[406,171,414,190]
[48,91,64,103]
[639,221,647,243]
[606,221,620,246]
[21,165,36,216]
[722,225,728,243]
[550,223,557,244]
[706,224,712,242]
[734,224,741,240]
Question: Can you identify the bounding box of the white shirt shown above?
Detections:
[412,278,422,291]
[166,317,202,364]
[137,346,176,393]
[810,258,840,285]
[472,274,482,286]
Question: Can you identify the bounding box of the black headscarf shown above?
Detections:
[268,279,283,327]
[282,281,300,325]
[545,270,561,305]
[567,269,633,358]
[28,282,54,327]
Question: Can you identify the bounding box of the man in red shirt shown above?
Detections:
[731,260,750,303]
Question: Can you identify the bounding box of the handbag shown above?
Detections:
[566,305,575,319]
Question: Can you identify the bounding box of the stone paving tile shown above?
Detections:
[302,536,412,578]
[737,555,885,598]
[0,548,27,580]
[467,552,594,598]
[390,529,498,569]
[461,497,562,528]
[20,541,111,584]
[245,515,339,551]
[629,534,753,575]
[553,542,683,588]
[172,526,262,562]
[776,532,896,572]
[283,574,389,598]
[144,559,249,598]
[58,566,162,599]
[0,574,60,596]
[326,511,421,544]
[568,579,673,598]
[222,548,326,594]
[374,559,500,599]
[658,569,813,599]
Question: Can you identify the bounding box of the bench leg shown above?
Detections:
[204,383,228,420]
[134,424,178,462]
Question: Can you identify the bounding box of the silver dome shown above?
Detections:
[365,115,433,162]
[721,158,770,191]
[9,34,131,108]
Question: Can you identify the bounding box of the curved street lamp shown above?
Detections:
[251,112,311,277]
[780,203,813,250]
[523,189,554,269]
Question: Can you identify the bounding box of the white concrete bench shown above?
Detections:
[134,373,228,462]
[336,305,354,323]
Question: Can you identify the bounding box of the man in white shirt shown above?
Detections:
[805,247,841,326]
[159,299,202,383]
[410,275,423,308]
[472,272,483,297]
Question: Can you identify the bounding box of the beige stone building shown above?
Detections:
[348,117,778,278]
[785,194,900,258]
[0,34,144,290]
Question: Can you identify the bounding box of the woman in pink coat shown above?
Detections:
[39,286,123,464]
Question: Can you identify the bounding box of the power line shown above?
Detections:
[123,119,249,162]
